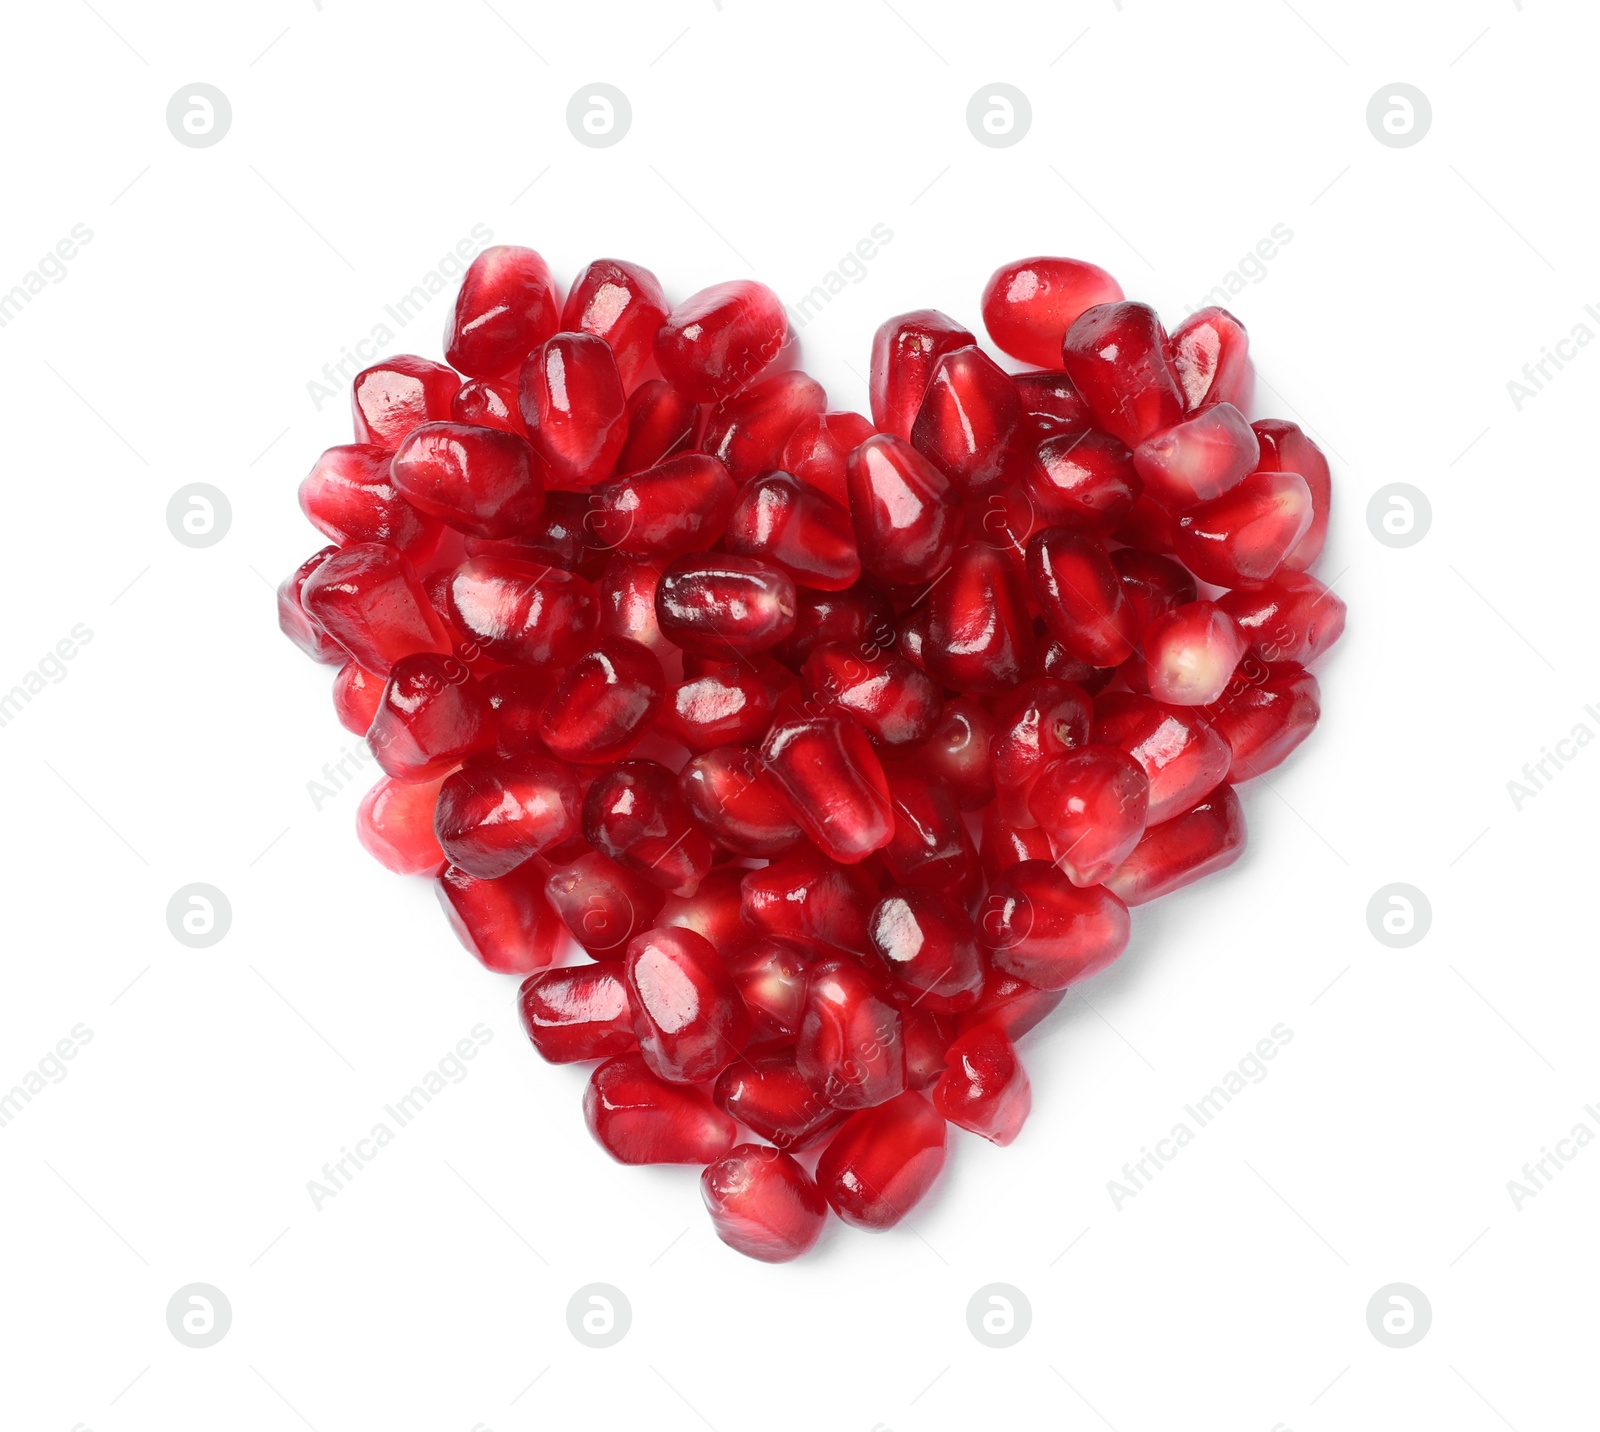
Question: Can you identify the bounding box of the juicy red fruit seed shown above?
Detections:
[1024,427,1140,533]
[795,956,905,1110]
[679,745,804,858]
[879,762,982,903]
[433,751,582,878]
[655,280,788,403]
[933,1025,1032,1146]
[761,714,895,864]
[583,760,714,896]
[1106,784,1247,906]
[781,410,875,509]
[445,245,560,379]
[1173,469,1313,589]
[724,471,860,592]
[803,641,942,748]
[351,355,460,451]
[1172,307,1252,412]
[981,256,1125,368]
[1253,419,1331,572]
[911,346,1021,490]
[978,859,1131,990]
[867,888,985,1014]
[723,946,812,1052]
[301,541,452,676]
[1027,745,1150,886]
[655,865,748,956]
[703,370,827,483]
[520,963,639,1063]
[1217,571,1346,668]
[715,1051,842,1148]
[616,378,703,474]
[1142,601,1249,707]
[1206,662,1321,781]
[517,332,627,488]
[584,1054,736,1166]
[925,543,1035,695]
[989,677,1093,804]
[559,257,668,389]
[909,695,995,810]
[357,773,448,875]
[702,1146,828,1263]
[586,452,736,560]
[1093,692,1233,826]
[1060,301,1185,447]
[301,445,441,558]
[390,422,545,539]
[1133,402,1260,510]
[655,553,797,658]
[537,637,665,763]
[333,660,383,735]
[544,851,664,956]
[436,859,562,975]
[625,926,753,1084]
[279,546,347,664]
[870,309,976,440]
[740,848,879,953]
[367,652,489,781]
[451,377,525,435]
[444,555,599,669]
[1027,527,1139,668]
[847,435,963,586]
[663,661,782,752]
[816,1091,947,1230]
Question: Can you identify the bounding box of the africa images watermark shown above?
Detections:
[0,224,94,331]
[1505,303,1600,411]
[1505,701,1600,809]
[0,1023,94,1130]
[1506,1101,1600,1211]
[0,623,95,730]
[786,223,894,331]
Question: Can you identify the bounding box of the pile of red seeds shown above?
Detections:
[278,247,1343,1262]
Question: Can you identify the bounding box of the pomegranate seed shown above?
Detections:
[1036,637,1115,694]
[879,763,981,903]
[662,663,773,751]
[544,850,665,957]
[1059,301,1185,447]
[560,258,668,388]
[846,435,963,586]
[957,969,1066,1042]
[655,553,797,658]
[774,582,895,667]
[870,310,976,439]
[480,668,548,755]
[1114,490,1179,554]
[978,859,1131,989]
[908,695,995,810]
[301,541,452,676]
[596,553,671,654]
[583,760,714,896]
[868,888,985,1014]
[1023,427,1140,534]
[925,542,1034,695]
[761,714,895,864]
[903,1008,956,1090]
[332,660,383,735]
[517,332,627,488]
[933,1025,1031,1145]
[979,802,1055,879]
[781,410,875,508]
[1171,307,1252,412]
[614,380,701,475]
[1173,469,1313,589]
[703,370,827,483]
[1133,402,1260,511]
[1253,419,1331,572]
[584,1054,737,1165]
[436,859,562,974]
[680,745,804,858]
[804,641,942,748]
[1113,548,1197,632]
[389,422,545,538]
[279,547,347,664]
[520,964,639,1063]
[1093,691,1233,826]
[655,866,749,957]
[740,848,879,953]
[356,773,448,875]
[796,955,905,1110]
[538,638,665,763]
[723,942,811,1049]
[725,471,860,591]
[981,256,1124,368]
[714,1051,842,1149]
[1142,601,1248,707]
[1026,746,1150,886]
[894,605,931,672]
[299,445,442,559]
[444,555,599,669]
[1014,370,1092,428]
[966,476,1043,583]
[1106,784,1246,905]
[910,346,1021,490]
[816,1091,947,1230]
[433,751,583,878]
[702,1145,829,1262]
[367,652,490,781]
[1205,662,1320,781]
[1026,527,1139,668]
[655,281,788,403]
[350,355,459,453]
[624,926,753,1084]
[989,677,1093,806]
[445,245,560,379]
[451,377,526,436]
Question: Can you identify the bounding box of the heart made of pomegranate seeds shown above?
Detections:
[279,244,1344,1263]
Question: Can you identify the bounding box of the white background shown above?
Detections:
[1,1,1593,1428]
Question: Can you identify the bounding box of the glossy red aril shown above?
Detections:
[1205,663,1320,781]
[517,332,627,487]
[1134,402,1259,511]
[560,258,667,389]
[538,638,664,762]
[724,471,860,591]
[679,745,804,858]
[436,859,562,974]
[351,356,460,451]
[279,547,347,664]
[1115,490,1179,554]
[300,445,442,558]
[1172,307,1252,412]
[655,553,797,658]
[616,378,702,474]
[879,764,980,903]
[910,346,1020,489]
[356,773,447,875]
[979,801,1055,879]
[909,696,995,810]
[474,489,592,573]
[444,555,598,668]
[519,964,638,1063]
[661,663,772,751]
[583,761,714,896]
[761,715,895,864]
[1253,419,1331,572]
[597,554,671,654]
[702,1146,828,1263]
[1024,427,1140,533]
[624,926,752,1084]
[957,968,1066,1042]
[1027,746,1150,886]
[804,642,941,748]
[584,1054,736,1165]
[740,848,879,953]
[1027,527,1139,668]
[781,410,875,508]
[724,944,811,1050]
[480,668,547,754]
[301,541,452,675]
[585,452,735,560]
[433,751,582,878]
[655,866,747,956]
[389,422,545,538]
[1107,784,1246,905]
[774,583,895,667]
[925,542,1034,695]
[451,377,526,435]
[989,677,1093,808]
[870,310,976,439]
[655,280,788,403]
[1060,301,1185,447]
[1093,692,1233,826]
[846,435,963,586]
[933,1025,1031,1145]
[868,889,984,1014]
[1113,548,1197,632]
[902,1009,956,1090]
[978,860,1131,989]
[1014,370,1091,428]
[715,1051,842,1149]
[544,851,664,957]
[367,652,488,781]
[796,956,904,1109]
[1143,601,1248,707]
[1174,469,1313,589]
[703,370,827,483]
[816,1091,947,1230]
[982,256,1124,368]
[445,245,560,379]
[333,660,383,734]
